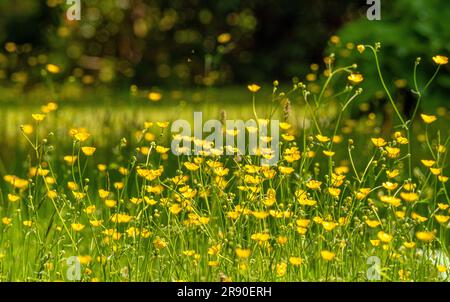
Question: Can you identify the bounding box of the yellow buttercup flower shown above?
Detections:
[264,188,277,206]
[148,92,162,102]
[323,150,335,157]
[46,102,58,111]
[403,241,416,249]
[386,169,399,178]
[332,135,343,144]
[282,134,295,141]
[169,203,182,215]
[385,147,400,158]
[252,211,269,219]
[371,137,387,147]
[356,188,370,200]
[74,131,91,142]
[235,248,251,259]
[297,226,308,235]
[47,190,58,199]
[357,45,365,53]
[380,196,401,207]
[377,231,393,243]
[296,219,310,228]
[4,175,29,190]
[322,221,338,231]
[306,180,322,190]
[421,114,437,124]
[400,192,419,202]
[71,223,85,232]
[208,244,221,256]
[7,194,20,203]
[421,159,435,167]
[289,257,303,266]
[208,261,220,267]
[279,122,292,130]
[437,145,446,153]
[435,215,450,224]
[278,166,294,175]
[312,216,323,224]
[63,155,77,165]
[250,233,270,243]
[32,113,46,122]
[331,173,345,187]
[320,250,335,261]
[105,199,117,208]
[412,212,428,222]
[430,168,442,176]
[22,124,34,135]
[330,35,340,44]
[370,240,380,247]
[81,147,96,156]
[77,255,92,265]
[306,150,316,158]
[88,219,102,227]
[328,187,341,198]
[415,231,436,242]
[144,196,158,206]
[184,162,199,171]
[156,145,170,154]
[395,134,409,144]
[316,134,330,143]
[432,55,448,65]
[382,182,398,191]
[72,191,86,200]
[84,205,96,215]
[46,64,61,74]
[247,84,261,93]
[156,121,170,128]
[275,262,287,277]
[217,32,232,44]
[98,189,110,199]
[398,269,411,280]
[347,73,364,84]
[277,236,288,245]
[182,250,196,257]
[153,237,168,249]
[438,176,448,183]
[365,220,381,228]
[438,203,449,210]
[299,198,317,206]
[437,265,447,273]
[111,213,132,223]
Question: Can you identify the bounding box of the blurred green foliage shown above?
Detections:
[0,0,448,109]
[0,0,361,88]
[329,0,450,109]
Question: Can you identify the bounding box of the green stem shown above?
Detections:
[366,45,406,126]
[252,93,259,122]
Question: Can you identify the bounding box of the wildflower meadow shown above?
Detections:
[0,1,449,283]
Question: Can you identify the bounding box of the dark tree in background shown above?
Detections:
[241,0,361,82]
[0,0,363,88]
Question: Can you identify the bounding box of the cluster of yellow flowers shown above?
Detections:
[0,50,448,281]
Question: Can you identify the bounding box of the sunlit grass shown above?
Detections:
[0,46,449,282]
